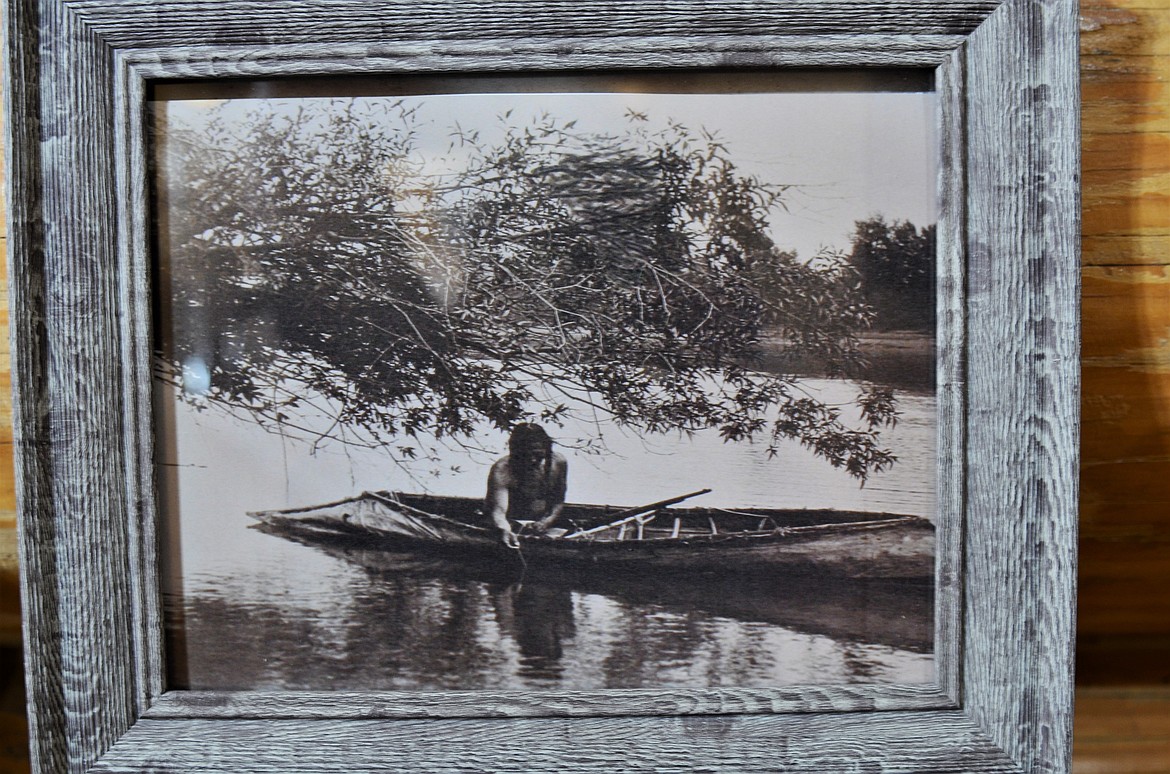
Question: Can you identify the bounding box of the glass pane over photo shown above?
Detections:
[150,70,940,692]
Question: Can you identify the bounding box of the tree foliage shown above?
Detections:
[156,99,898,481]
[848,216,936,332]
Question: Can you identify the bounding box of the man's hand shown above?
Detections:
[534,504,564,533]
[500,528,520,549]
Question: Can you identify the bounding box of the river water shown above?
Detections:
[159,376,937,691]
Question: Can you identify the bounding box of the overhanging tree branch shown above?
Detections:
[155,100,900,482]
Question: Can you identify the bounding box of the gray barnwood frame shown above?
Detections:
[3,0,1078,772]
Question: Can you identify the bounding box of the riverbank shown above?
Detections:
[754,329,935,393]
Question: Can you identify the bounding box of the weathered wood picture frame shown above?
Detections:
[4,0,1078,771]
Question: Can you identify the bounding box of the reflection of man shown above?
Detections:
[490,581,576,681]
[486,423,568,547]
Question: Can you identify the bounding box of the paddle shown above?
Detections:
[562,488,712,539]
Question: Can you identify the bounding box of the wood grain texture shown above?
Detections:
[4,0,64,770]
[145,685,957,721]
[1073,688,1170,774]
[1083,132,1170,174]
[124,46,971,725]
[112,54,164,725]
[1078,0,1170,654]
[31,2,139,772]
[90,712,1022,774]
[121,37,963,75]
[71,0,1002,44]
[4,0,1079,771]
[1082,234,1170,266]
[123,44,963,730]
[963,0,1080,771]
[934,49,968,706]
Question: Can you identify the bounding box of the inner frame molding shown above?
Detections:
[128,61,964,717]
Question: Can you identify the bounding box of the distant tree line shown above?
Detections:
[848,216,936,332]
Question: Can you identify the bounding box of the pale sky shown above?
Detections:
[158,84,937,261]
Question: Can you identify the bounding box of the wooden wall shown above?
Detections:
[1079,0,1170,685]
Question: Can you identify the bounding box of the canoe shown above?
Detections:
[249,491,936,580]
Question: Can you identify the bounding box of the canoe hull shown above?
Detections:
[251,492,936,581]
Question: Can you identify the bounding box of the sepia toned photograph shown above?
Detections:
[152,72,940,693]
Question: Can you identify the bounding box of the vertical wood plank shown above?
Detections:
[934,49,967,705]
[113,54,165,721]
[25,2,138,771]
[963,0,1080,770]
[4,0,63,769]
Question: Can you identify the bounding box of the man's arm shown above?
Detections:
[535,503,564,532]
[534,455,568,531]
[486,460,519,547]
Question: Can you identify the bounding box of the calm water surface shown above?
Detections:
[160,377,937,690]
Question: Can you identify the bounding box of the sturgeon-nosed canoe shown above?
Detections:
[250,491,935,580]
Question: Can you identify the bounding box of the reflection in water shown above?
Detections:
[491,583,576,683]
[167,536,934,691]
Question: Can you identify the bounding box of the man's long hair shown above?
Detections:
[508,423,554,491]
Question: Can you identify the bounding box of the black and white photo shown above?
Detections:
[152,72,940,692]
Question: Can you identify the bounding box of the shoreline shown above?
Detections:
[753,329,935,393]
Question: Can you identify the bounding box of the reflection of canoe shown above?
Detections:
[250,491,935,580]
[285,537,935,653]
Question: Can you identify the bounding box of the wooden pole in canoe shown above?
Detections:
[563,488,712,539]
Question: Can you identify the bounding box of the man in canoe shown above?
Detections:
[485,423,568,548]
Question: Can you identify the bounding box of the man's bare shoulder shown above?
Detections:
[488,456,513,480]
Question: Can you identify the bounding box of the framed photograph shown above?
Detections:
[4,1,1079,772]
[154,71,943,697]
